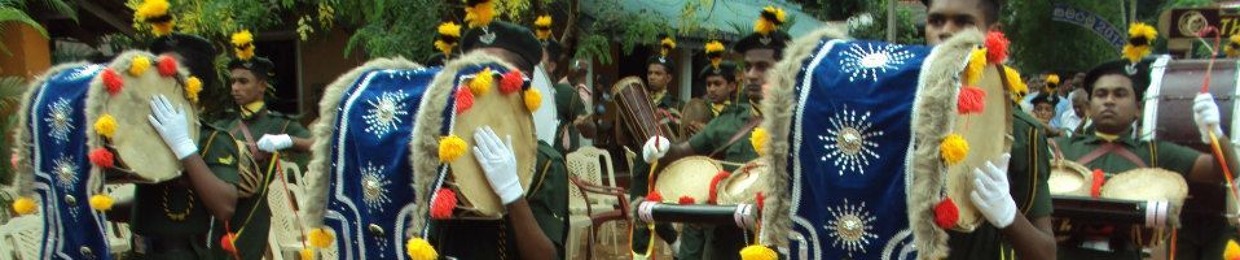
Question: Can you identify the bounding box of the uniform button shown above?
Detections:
[79,246,92,257]
[65,195,77,205]
[368,224,384,236]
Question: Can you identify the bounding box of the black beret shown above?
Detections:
[227,56,275,80]
[699,61,739,82]
[732,31,791,57]
[1083,59,1154,101]
[462,21,543,72]
[1029,92,1059,106]
[149,33,219,88]
[647,55,674,73]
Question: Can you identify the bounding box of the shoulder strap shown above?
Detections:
[709,117,763,158]
[1075,143,1148,168]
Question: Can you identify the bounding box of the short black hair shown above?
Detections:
[923,0,1003,26]
[1082,59,1153,102]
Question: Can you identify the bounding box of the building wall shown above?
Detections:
[296,29,367,125]
[0,24,51,80]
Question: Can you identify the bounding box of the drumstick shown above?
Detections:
[1193,26,1240,229]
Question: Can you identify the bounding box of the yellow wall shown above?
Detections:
[0,23,50,80]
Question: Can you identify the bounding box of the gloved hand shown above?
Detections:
[969,153,1017,229]
[148,95,197,159]
[1194,93,1224,142]
[641,136,671,163]
[257,134,293,152]
[472,126,523,205]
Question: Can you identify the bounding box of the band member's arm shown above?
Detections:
[1190,93,1239,183]
[257,122,314,153]
[999,214,1055,259]
[971,154,1055,259]
[149,95,238,220]
[473,126,557,259]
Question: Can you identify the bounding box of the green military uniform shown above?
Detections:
[213,106,312,166]
[554,82,586,153]
[1052,126,1228,259]
[947,110,1053,259]
[431,141,569,259]
[127,126,254,259]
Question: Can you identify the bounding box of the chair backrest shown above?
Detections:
[0,214,44,260]
[267,182,302,251]
[565,149,601,210]
[574,146,616,188]
[623,146,637,181]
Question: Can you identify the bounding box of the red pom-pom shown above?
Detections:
[220,232,238,254]
[499,70,524,94]
[1091,169,1105,198]
[678,196,695,205]
[646,191,663,202]
[984,30,1010,64]
[157,55,179,76]
[455,85,475,114]
[430,188,457,219]
[101,68,123,96]
[9,153,17,169]
[88,148,114,168]
[755,192,765,212]
[934,198,960,229]
[957,86,986,114]
[707,171,731,204]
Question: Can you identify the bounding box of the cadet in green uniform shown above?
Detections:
[530,141,570,259]
[1054,59,1238,259]
[920,1,1058,259]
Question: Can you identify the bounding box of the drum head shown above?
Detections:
[1102,168,1188,204]
[945,64,1013,232]
[680,98,712,135]
[717,160,769,205]
[449,79,537,217]
[655,156,722,203]
[1049,160,1091,196]
[86,51,198,183]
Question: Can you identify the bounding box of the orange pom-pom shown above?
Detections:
[678,196,695,205]
[430,188,457,219]
[1091,169,1105,198]
[646,191,663,202]
[499,70,524,94]
[957,86,986,114]
[102,68,123,96]
[157,55,179,76]
[984,30,1009,64]
[88,148,114,168]
[455,86,475,114]
[220,232,238,254]
[708,171,730,204]
[934,198,959,229]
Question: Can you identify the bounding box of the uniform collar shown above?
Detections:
[240,101,265,119]
[711,100,731,116]
[1074,126,1140,148]
[650,90,667,105]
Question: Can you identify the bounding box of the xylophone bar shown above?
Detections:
[636,202,757,229]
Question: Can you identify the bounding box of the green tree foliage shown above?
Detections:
[0,0,75,55]
[847,0,923,45]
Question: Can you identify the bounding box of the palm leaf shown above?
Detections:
[0,6,49,56]
[31,0,76,22]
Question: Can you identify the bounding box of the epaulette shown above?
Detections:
[535,141,563,161]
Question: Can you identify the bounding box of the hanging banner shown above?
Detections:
[1051,3,1126,51]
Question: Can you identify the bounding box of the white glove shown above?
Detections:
[969,153,1017,229]
[1194,93,1225,142]
[641,136,671,163]
[472,126,523,205]
[148,95,197,159]
[257,134,293,152]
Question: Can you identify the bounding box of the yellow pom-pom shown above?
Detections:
[1002,66,1027,101]
[434,40,455,56]
[1226,239,1240,260]
[89,194,114,211]
[705,40,725,54]
[463,0,495,28]
[469,68,493,96]
[307,228,334,248]
[754,6,787,35]
[750,127,768,156]
[940,134,969,165]
[1128,22,1158,45]
[438,135,468,162]
[963,47,987,86]
[300,248,315,260]
[437,21,461,39]
[135,0,170,21]
[534,15,552,40]
[1122,45,1151,64]
[129,56,152,76]
[405,237,439,260]
[12,196,36,215]
[739,245,777,260]
[231,30,254,47]
[534,15,552,28]
[94,114,118,138]
[151,22,174,36]
[186,76,203,103]
[524,89,542,112]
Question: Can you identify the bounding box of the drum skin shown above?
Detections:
[945,65,1013,232]
[655,156,723,203]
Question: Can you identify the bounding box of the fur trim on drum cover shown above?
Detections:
[907,28,983,259]
[757,26,848,249]
[407,51,518,237]
[12,62,92,197]
[302,57,423,229]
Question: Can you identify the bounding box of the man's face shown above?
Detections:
[924,0,989,45]
[1033,102,1055,124]
[1070,72,1087,91]
[743,49,777,102]
[647,63,672,92]
[230,68,265,105]
[1088,74,1141,134]
[704,75,735,104]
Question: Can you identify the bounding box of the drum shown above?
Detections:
[84,51,200,183]
[612,76,680,144]
[410,52,537,220]
[1048,159,1092,196]
[943,64,1015,232]
[531,65,559,144]
[1101,168,1188,226]
[679,98,712,136]
[654,156,723,204]
[715,159,769,205]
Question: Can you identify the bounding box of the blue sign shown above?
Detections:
[1052,3,1126,51]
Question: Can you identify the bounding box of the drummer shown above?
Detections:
[1054,58,1239,258]
[426,17,560,259]
[638,7,788,259]
[920,0,1058,259]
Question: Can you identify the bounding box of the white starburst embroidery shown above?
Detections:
[67,65,102,81]
[839,42,913,82]
[360,162,392,212]
[819,108,884,176]
[362,90,410,137]
[824,199,878,256]
[44,98,75,144]
[53,156,79,190]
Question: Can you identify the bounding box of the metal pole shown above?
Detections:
[888,0,897,41]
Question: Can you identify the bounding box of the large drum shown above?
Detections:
[715,159,769,205]
[654,156,723,204]
[679,98,713,137]
[611,76,681,145]
[943,64,1015,232]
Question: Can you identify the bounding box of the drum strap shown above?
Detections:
[710,117,763,158]
[1076,143,1148,168]
[233,119,270,163]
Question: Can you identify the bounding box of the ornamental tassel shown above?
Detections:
[438,135,468,162]
[406,237,439,260]
[957,86,986,114]
[983,30,1010,64]
[499,70,524,94]
[646,190,663,203]
[430,188,457,219]
[678,196,695,205]
[707,171,731,204]
[940,134,969,165]
[12,196,36,215]
[1225,239,1240,260]
[1091,169,1105,198]
[468,68,493,96]
[455,85,475,114]
[89,194,114,211]
[307,228,334,248]
[934,197,959,229]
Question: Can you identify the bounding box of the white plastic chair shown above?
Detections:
[0,213,44,259]
[267,182,306,259]
[105,184,135,254]
[566,146,630,256]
